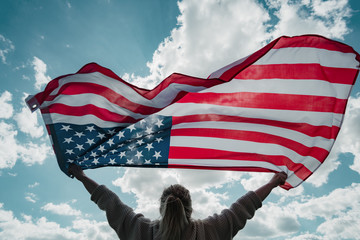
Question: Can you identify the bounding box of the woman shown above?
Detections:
[69,165,287,240]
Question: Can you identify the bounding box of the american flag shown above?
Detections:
[27,35,359,189]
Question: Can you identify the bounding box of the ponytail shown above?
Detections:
[157,184,192,240]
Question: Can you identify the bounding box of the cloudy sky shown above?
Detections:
[1,0,360,239]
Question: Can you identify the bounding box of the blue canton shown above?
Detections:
[50,115,172,175]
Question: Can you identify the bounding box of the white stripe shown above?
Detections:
[49,72,207,108]
[170,136,321,172]
[42,113,130,128]
[201,79,352,99]
[41,93,147,120]
[256,48,359,69]
[208,55,249,79]
[168,158,302,187]
[171,121,334,149]
[159,103,344,127]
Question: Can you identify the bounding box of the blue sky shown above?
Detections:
[1,0,360,239]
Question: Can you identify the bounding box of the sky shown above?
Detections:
[0,0,360,239]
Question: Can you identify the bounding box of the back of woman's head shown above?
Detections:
[157,184,192,240]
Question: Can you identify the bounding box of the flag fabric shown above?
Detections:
[26,35,360,189]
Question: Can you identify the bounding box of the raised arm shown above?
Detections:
[254,171,287,201]
[68,164,99,195]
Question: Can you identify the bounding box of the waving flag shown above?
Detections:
[26,35,359,189]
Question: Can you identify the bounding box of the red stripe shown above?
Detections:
[78,64,225,98]
[273,35,359,53]
[171,128,329,162]
[43,82,162,115]
[45,103,138,123]
[172,114,340,139]
[235,64,357,85]
[176,92,347,113]
[33,64,223,111]
[168,164,295,189]
[217,37,279,81]
[168,147,311,180]
[42,79,223,116]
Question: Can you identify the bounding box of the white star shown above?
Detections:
[140,119,146,124]
[127,125,136,132]
[96,133,106,140]
[92,158,99,165]
[136,139,144,145]
[75,144,84,151]
[135,151,143,159]
[145,143,153,151]
[67,159,74,163]
[63,137,74,144]
[108,129,116,135]
[86,126,95,132]
[119,151,126,158]
[155,119,164,128]
[86,138,95,146]
[74,131,85,138]
[145,127,153,135]
[118,143,124,147]
[128,145,135,151]
[60,125,72,132]
[109,158,116,165]
[144,159,152,164]
[98,145,106,152]
[155,137,163,143]
[107,139,115,146]
[90,151,98,157]
[117,131,125,139]
[110,149,117,154]
[126,159,134,164]
[83,156,89,161]
[66,149,74,155]
[136,133,143,138]
[153,151,162,160]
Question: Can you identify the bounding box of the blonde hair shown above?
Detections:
[157,184,192,240]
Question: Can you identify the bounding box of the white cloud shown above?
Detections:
[0,35,15,64]
[32,56,51,90]
[0,120,51,169]
[0,203,117,240]
[0,204,79,240]
[14,93,44,138]
[316,208,360,240]
[42,203,81,216]
[18,142,52,166]
[28,182,40,188]
[290,183,360,221]
[124,0,351,90]
[290,183,360,240]
[71,218,117,240]
[0,91,14,119]
[234,183,360,239]
[25,193,37,203]
[7,172,17,177]
[267,0,351,40]
[0,121,19,169]
[335,96,360,174]
[236,203,300,240]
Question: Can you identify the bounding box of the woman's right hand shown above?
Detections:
[268,171,287,188]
